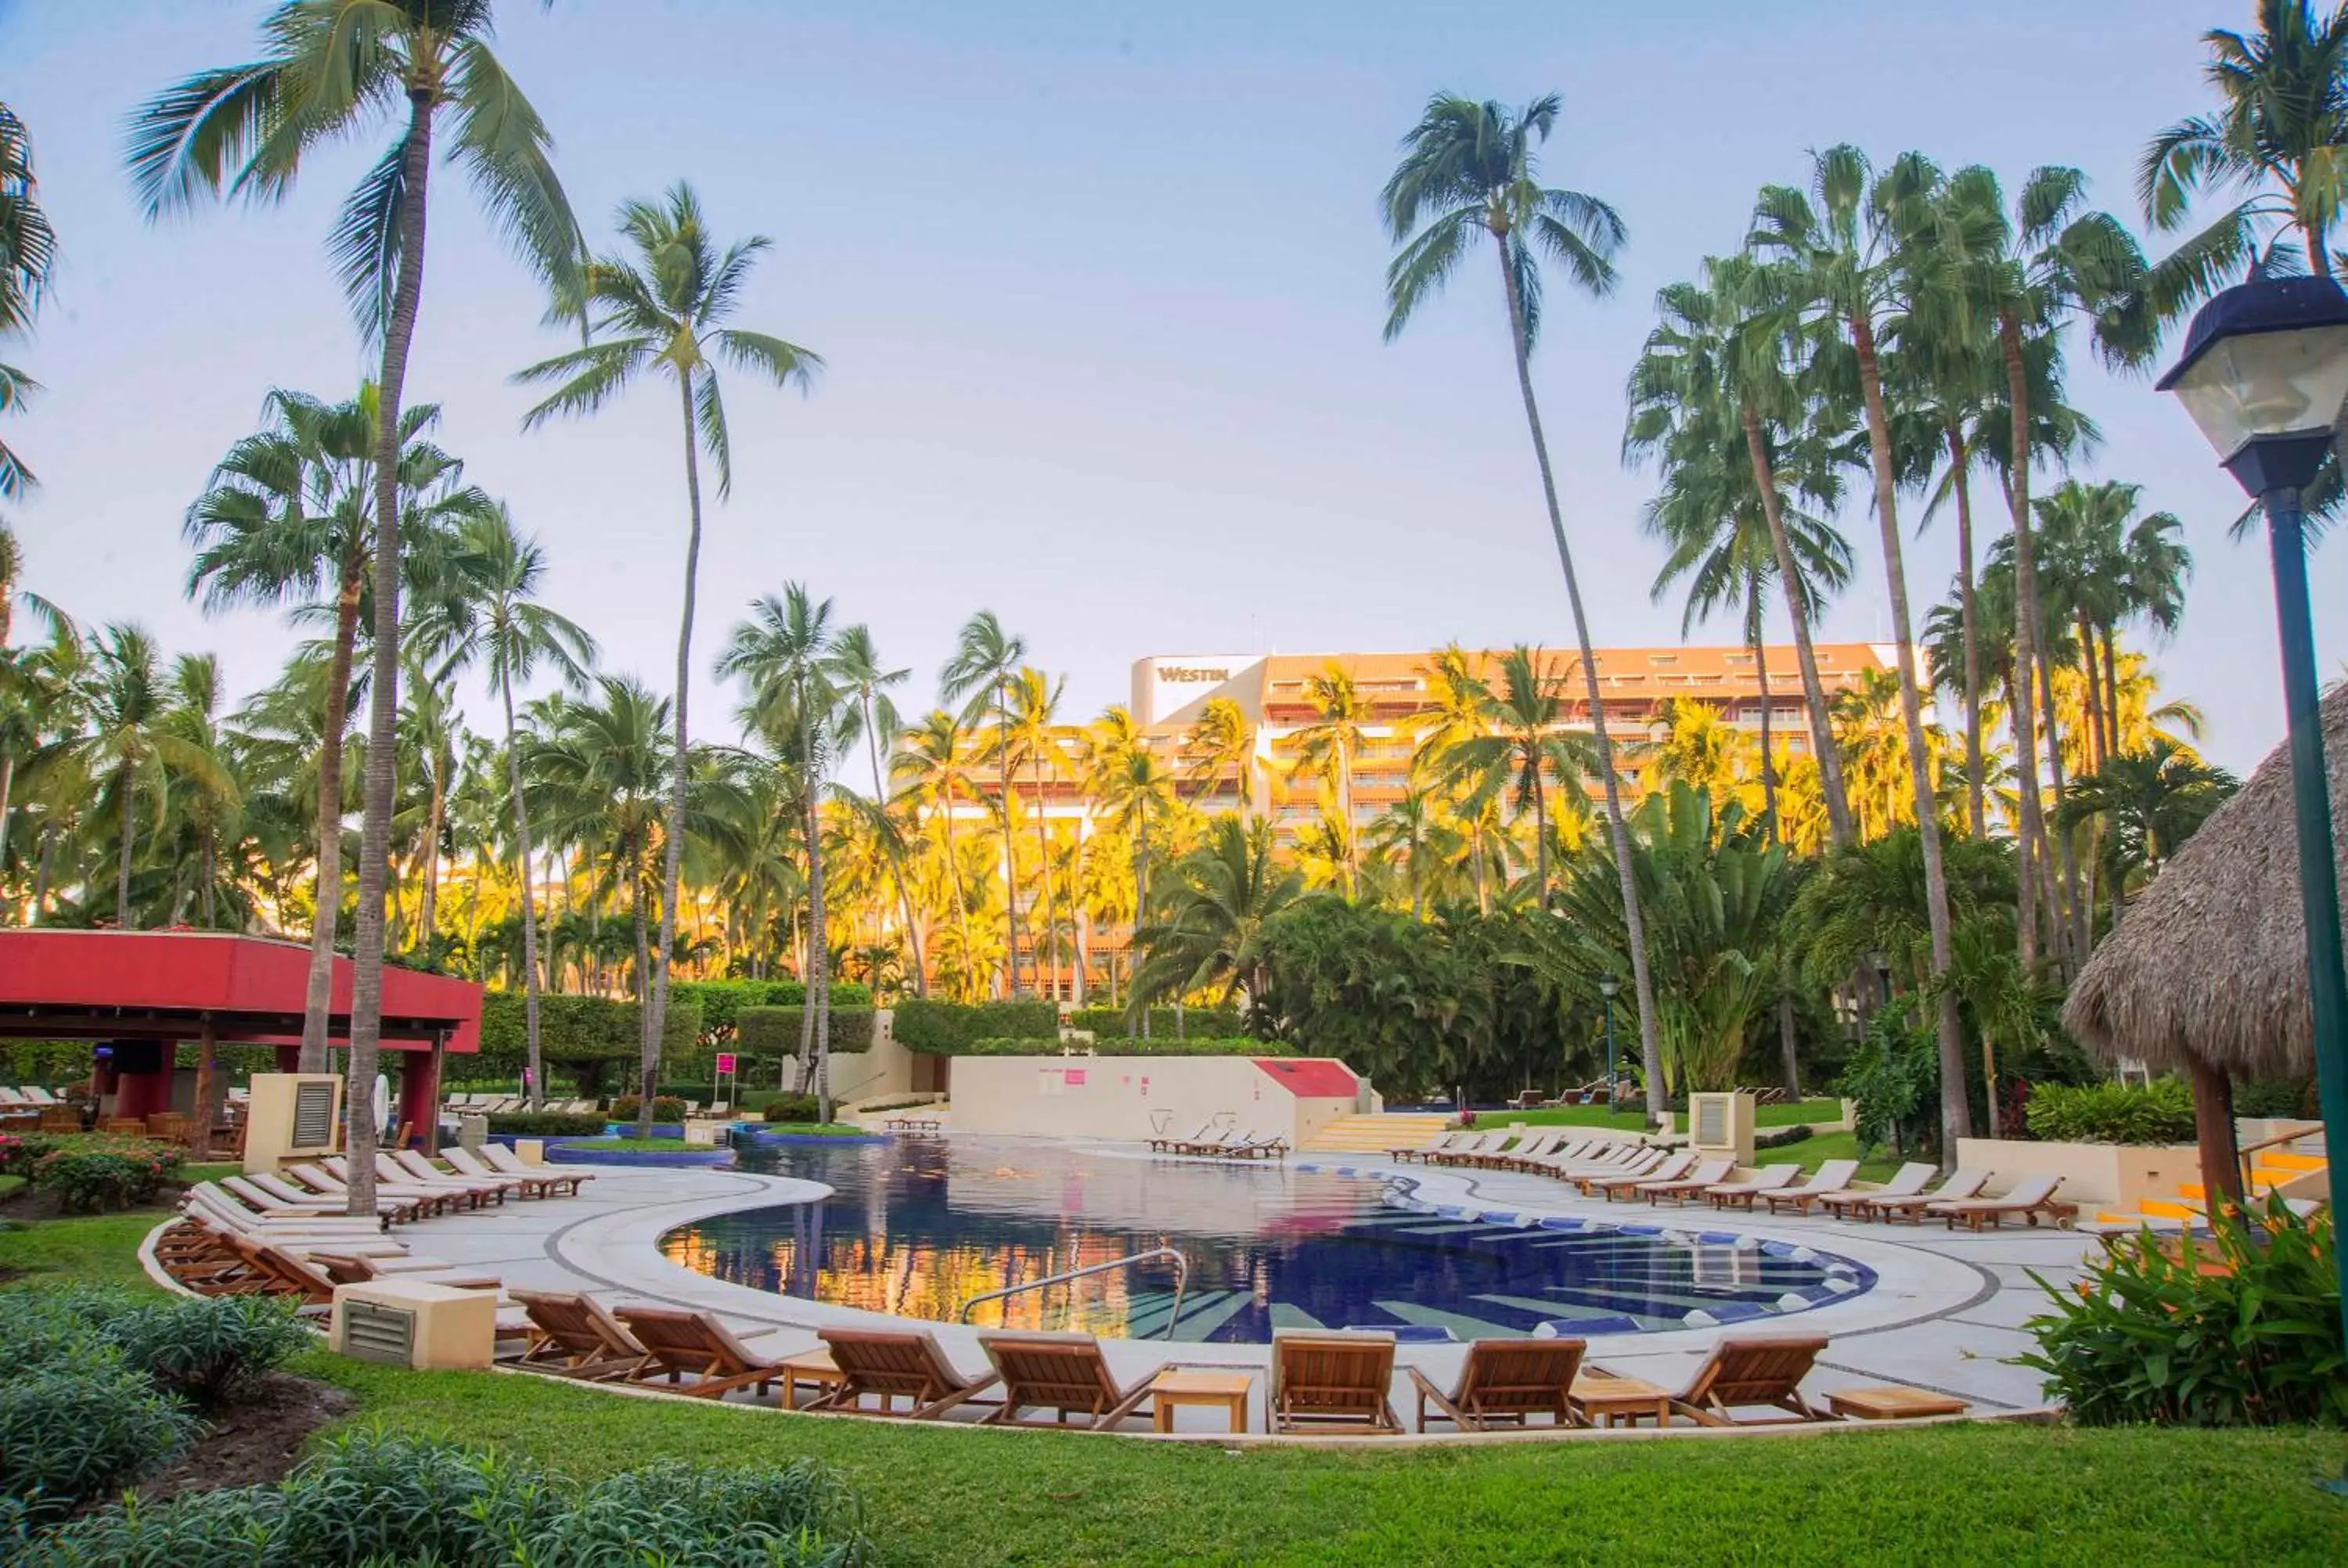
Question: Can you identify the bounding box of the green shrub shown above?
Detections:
[2019,1198,2343,1426]
[1755,1124,1813,1150]
[670,979,874,1048]
[475,991,700,1075]
[29,1137,180,1214]
[0,1367,195,1523]
[611,1095,687,1124]
[1838,1004,1939,1155]
[100,1296,312,1407]
[1068,1005,1243,1038]
[0,1284,145,1376]
[2234,1077,2317,1120]
[956,1034,1285,1058]
[2022,1079,2197,1145]
[891,999,1057,1053]
[483,1110,606,1137]
[763,1092,821,1123]
[16,1426,869,1566]
[734,1007,876,1056]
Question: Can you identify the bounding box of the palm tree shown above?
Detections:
[422,505,593,1105]
[185,387,488,1069]
[1751,146,1988,1150]
[1181,696,1253,816]
[1435,647,1588,904]
[829,624,924,996]
[2141,2,2348,297]
[134,0,582,1214]
[1130,816,1303,1011]
[157,653,246,929]
[939,612,1028,997]
[717,585,848,1119]
[1381,92,1667,1114]
[516,182,820,1106]
[895,708,985,991]
[1006,667,1068,1000]
[1,99,52,502]
[1086,704,1173,1025]
[2058,740,2238,922]
[1291,664,1369,895]
[1411,646,1496,908]
[1624,256,1860,847]
[1365,786,1456,920]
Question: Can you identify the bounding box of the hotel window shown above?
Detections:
[1648,653,1678,666]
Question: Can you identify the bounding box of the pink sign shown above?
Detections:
[1065,1069,1087,1086]
[715,1053,736,1075]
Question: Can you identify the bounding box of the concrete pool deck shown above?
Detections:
[380,1138,2090,1431]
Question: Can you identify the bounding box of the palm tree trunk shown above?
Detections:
[299,558,362,1073]
[996,696,1019,998]
[1946,424,1986,840]
[1531,762,1550,904]
[2073,613,2107,773]
[2101,627,2123,759]
[418,768,445,959]
[200,829,217,927]
[115,766,135,926]
[865,699,925,995]
[941,782,974,987]
[1750,602,1778,843]
[2305,219,2334,280]
[1999,315,2050,979]
[501,682,547,1109]
[342,90,441,1217]
[644,371,704,1139]
[1496,241,1664,1117]
[1741,403,1854,848]
[1851,308,1971,1154]
[1777,992,1800,1100]
[33,823,54,922]
[632,857,654,1131]
[2037,648,2088,963]
[810,784,833,1120]
[1033,747,1057,1002]
[1134,805,1151,1039]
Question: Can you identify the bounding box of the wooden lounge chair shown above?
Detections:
[1406,1337,1586,1431]
[1269,1330,1401,1435]
[1705,1164,1804,1210]
[812,1326,1003,1419]
[976,1331,1162,1430]
[1581,1149,1691,1199]
[506,1290,655,1381]
[1153,1122,1214,1153]
[1655,1335,1836,1426]
[1640,1157,1734,1205]
[1388,1130,1460,1163]
[614,1306,804,1401]
[1759,1160,1864,1215]
[441,1144,556,1198]
[1932,1174,2076,1231]
[479,1141,595,1195]
[1816,1163,1936,1221]
[1544,1143,1655,1181]
[1866,1167,1990,1225]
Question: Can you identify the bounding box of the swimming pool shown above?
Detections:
[657,1134,1873,1343]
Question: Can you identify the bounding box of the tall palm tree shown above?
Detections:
[895,709,984,990]
[1006,667,1068,1000]
[1129,815,1303,1011]
[2141,1,2348,299]
[1411,646,1496,909]
[1,99,52,503]
[1381,92,1666,1114]
[1181,696,1253,816]
[134,0,582,1214]
[157,653,246,929]
[829,624,924,996]
[1435,647,1590,905]
[185,387,488,1069]
[420,505,593,1104]
[517,182,820,1090]
[1749,146,1975,1149]
[939,612,1028,997]
[1089,710,1175,1031]
[1624,257,1860,848]
[1291,664,1369,896]
[2058,740,2238,922]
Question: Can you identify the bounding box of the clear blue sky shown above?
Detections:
[4,0,2339,769]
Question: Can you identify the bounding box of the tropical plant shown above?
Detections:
[1429,646,1590,903]
[829,624,924,994]
[1381,90,1665,1113]
[516,181,821,1125]
[1130,815,1304,1011]
[133,0,583,1213]
[939,612,1028,997]
[1289,664,1369,895]
[0,99,52,502]
[2057,740,2238,915]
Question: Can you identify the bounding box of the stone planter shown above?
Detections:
[1953,1137,2202,1208]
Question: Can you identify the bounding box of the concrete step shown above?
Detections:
[1302,1113,1450,1154]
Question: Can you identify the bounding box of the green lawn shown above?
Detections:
[1747,1131,1903,1183]
[1499,1096,1844,1134]
[10,1211,2348,1566]
[755,1121,870,1137]
[563,1135,700,1152]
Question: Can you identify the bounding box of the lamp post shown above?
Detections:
[1598,971,1621,1110]
[1867,948,1892,1004]
[2158,269,2348,1359]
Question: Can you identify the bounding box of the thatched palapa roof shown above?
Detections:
[2065,680,2348,1080]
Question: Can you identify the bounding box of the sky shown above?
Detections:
[4,0,2342,771]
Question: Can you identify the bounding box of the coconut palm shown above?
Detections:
[1087,705,1175,1027]
[2141,1,2348,299]
[1749,146,1979,1149]
[940,612,1030,996]
[516,181,821,1094]
[829,624,924,996]
[1291,664,1370,896]
[1381,91,1666,1113]
[133,0,583,1214]
[1411,646,1497,908]
[2058,740,2238,920]
[1180,696,1253,816]
[185,387,488,1069]
[419,505,593,1104]
[156,653,246,929]
[1,100,51,502]
[1433,647,1592,906]
[1365,786,1457,921]
[895,708,987,992]
[1130,815,1303,1011]
[1624,256,1860,847]
[1005,667,1070,1000]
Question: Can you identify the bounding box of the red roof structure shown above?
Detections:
[1252,1057,1359,1099]
[0,930,481,1054]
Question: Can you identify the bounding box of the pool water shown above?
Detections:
[657,1135,1872,1343]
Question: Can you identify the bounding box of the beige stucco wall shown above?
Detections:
[1954,1137,2204,1208]
[946,1054,1358,1144]
[825,1009,922,1109]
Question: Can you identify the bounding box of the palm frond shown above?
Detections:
[327,138,408,344]
[446,38,584,309]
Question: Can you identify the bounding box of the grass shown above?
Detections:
[0,1204,173,1290]
[0,1174,22,1200]
[754,1122,870,1137]
[13,1209,2348,1565]
[1747,1131,1903,1183]
[563,1135,699,1152]
[1499,1096,1844,1134]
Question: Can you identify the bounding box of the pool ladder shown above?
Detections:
[955,1246,1190,1340]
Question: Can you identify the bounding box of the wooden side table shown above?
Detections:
[773,1347,845,1410]
[1151,1368,1251,1433]
[1826,1385,1969,1421]
[1568,1369,1673,1428]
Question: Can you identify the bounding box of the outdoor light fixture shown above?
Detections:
[1597,972,1621,1106]
[2159,267,2348,1376]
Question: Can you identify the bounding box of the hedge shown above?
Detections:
[892,999,1057,1054]
[2024,1079,2199,1146]
[734,1008,875,1056]
[483,1111,606,1137]
[956,1035,1287,1058]
[475,992,700,1075]
[1068,1005,1242,1039]
[668,979,872,1047]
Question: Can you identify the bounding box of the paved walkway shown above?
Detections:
[390,1141,2093,1433]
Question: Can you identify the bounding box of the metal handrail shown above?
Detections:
[2238,1118,2326,1194]
[955,1246,1190,1340]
